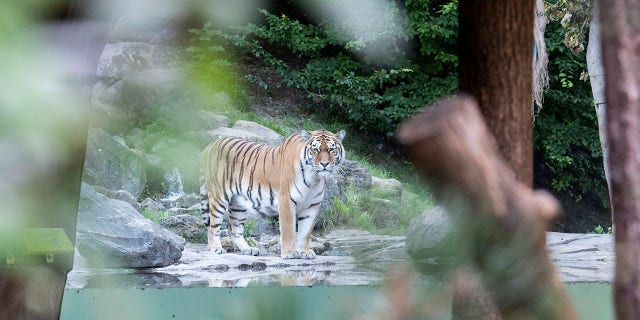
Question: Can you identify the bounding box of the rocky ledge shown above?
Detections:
[65,230,614,289]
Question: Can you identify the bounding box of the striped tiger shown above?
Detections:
[201,129,346,259]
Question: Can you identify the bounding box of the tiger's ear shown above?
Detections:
[335,130,346,142]
[300,130,310,142]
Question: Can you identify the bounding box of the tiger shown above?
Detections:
[201,129,346,259]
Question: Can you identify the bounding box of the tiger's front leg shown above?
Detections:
[279,198,299,259]
[295,202,321,259]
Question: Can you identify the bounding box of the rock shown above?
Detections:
[207,125,284,147]
[91,185,140,211]
[95,42,172,85]
[369,198,399,228]
[232,120,284,146]
[253,234,326,256]
[82,127,147,198]
[547,232,615,282]
[371,176,402,199]
[90,40,181,133]
[159,214,206,243]
[193,110,229,131]
[251,218,279,237]
[67,242,362,289]
[321,160,372,216]
[320,229,408,264]
[140,197,166,212]
[405,206,453,262]
[90,81,132,134]
[340,160,373,191]
[173,193,202,209]
[106,4,187,45]
[120,68,186,114]
[76,183,185,268]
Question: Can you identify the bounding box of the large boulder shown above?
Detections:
[76,183,185,268]
[106,3,187,45]
[321,160,372,214]
[340,160,373,191]
[159,214,206,244]
[369,198,399,228]
[82,127,147,199]
[206,120,284,147]
[405,206,453,263]
[232,120,284,146]
[95,42,172,85]
[90,40,181,133]
[119,68,186,114]
[91,185,140,211]
[371,176,402,199]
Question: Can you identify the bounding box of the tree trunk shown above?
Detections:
[397,95,577,320]
[586,0,612,211]
[599,0,640,318]
[458,0,535,186]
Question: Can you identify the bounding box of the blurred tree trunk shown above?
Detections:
[599,0,640,318]
[458,0,535,186]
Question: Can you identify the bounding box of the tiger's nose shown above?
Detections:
[320,161,330,168]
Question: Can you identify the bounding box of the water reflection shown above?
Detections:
[65,237,408,289]
[66,258,388,289]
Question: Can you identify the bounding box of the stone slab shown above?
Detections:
[66,231,615,289]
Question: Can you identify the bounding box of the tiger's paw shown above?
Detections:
[281,250,300,259]
[298,249,316,260]
[240,247,260,256]
[208,245,227,254]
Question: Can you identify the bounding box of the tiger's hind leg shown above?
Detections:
[229,197,260,256]
[206,196,228,254]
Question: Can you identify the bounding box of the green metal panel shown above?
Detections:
[60,283,613,320]
[21,228,74,254]
[60,286,390,320]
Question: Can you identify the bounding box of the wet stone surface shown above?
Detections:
[65,230,615,289]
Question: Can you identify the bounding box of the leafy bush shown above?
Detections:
[533,20,608,206]
[186,22,249,110]
[188,2,458,137]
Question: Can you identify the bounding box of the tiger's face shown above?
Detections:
[301,129,346,177]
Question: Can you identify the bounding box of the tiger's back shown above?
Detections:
[202,129,346,259]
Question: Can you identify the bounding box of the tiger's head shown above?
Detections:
[300,129,346,177]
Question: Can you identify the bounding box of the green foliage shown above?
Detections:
[326,184,433,235]
[243,219,257,237]
[591,225,612,234]
[142,208,169,222]
[243,219,259,248]
[186,22,248,110]
[405,0,459,70]
[189,1,458,137]
[322,153,434,235]
[328,188,375,231]
[533,20,607,206]
[253,9,333,58]
[546,0,592,54]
